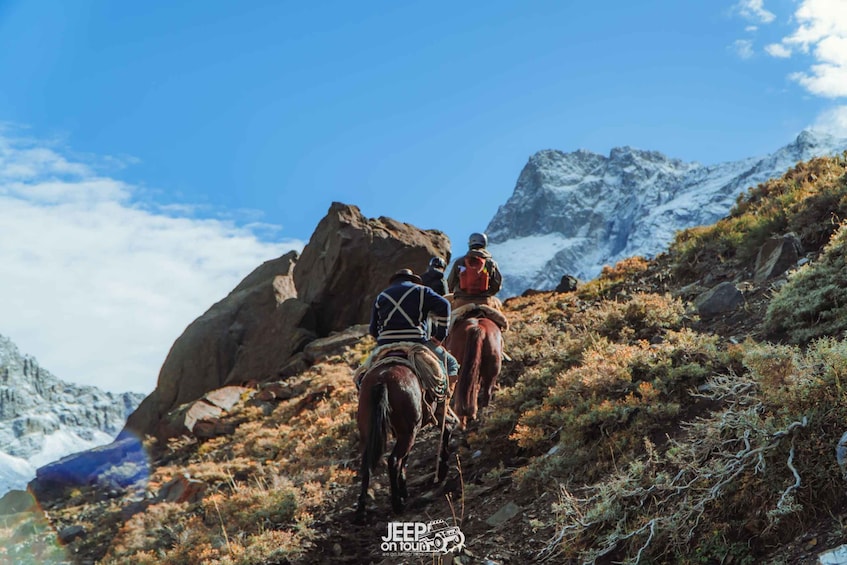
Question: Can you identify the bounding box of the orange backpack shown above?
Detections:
[459,255,489,293]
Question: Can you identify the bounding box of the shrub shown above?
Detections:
[765,222,847,343]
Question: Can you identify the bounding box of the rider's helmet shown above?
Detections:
[468,232,488,250]
[429,256,447,270]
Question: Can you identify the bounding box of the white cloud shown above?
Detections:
[765,43,792,58]
[0,132,304,394]
[733,39,756,60]
[770,0,847,98]
[735,0,776,24]
[811,105,847,137]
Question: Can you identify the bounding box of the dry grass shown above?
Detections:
[101,355,362,565]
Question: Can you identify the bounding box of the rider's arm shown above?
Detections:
[423,287,450,342]
[487,259,502,295]
[368,297,381,338]
[446,257,461,294]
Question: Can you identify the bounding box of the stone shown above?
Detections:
[303,325,370,364]
[754,233,803,283]
[253,382,297,402]
[58,525,86,544]
[155,473,207,504]
[156,386,252,441]
[554,274,578,293]
[694,282,744,318]
[124,252,298,437]
[203,386,252,411]
[485,501,521,527]
[294,202,451,336]
[123,202,449,438]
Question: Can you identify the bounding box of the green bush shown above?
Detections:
[765,222,847,343]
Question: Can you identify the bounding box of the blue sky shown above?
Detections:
[1,0,845,393]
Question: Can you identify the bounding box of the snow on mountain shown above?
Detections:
[487,129,847,297]
[0,334,144,496]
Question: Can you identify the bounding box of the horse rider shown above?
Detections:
[366,268,460,422]
[421,256,449,296]
[447,232,503,310]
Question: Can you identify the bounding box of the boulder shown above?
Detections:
[486,501,521,527]
[58,525,87,544]
[294,202,451,335]
[224,296,317,386]
[155,473,207,504]
[555,274,579,293]
[124,253,298,437]
[754,233,803,283]
[155,386,252,441]
[694,282,745,318]
[303,324,370,364]
[124,202,449,438]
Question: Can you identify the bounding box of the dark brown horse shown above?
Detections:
[356,359,452,519]
[445,317,502,428]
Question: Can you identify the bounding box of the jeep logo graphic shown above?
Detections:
[380,519,465,554]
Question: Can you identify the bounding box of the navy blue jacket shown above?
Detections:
[421,267,449,296]
[369,281,451,345]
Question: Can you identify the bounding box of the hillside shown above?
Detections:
[4,153,847,563]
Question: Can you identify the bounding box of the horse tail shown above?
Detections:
[458,323,484,419]
[363,382,391,472]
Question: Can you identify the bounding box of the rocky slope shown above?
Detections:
[0,334,143,496]
[488,129,847,296]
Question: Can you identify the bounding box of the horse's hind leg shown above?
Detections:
[479,350,502,410]
[388,433,415,513]
[355,454,370,521]
[399,456,409,500]
[436,405,458,483]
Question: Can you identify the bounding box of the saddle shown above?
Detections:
[353,342,448,425]
[449,303,509,332]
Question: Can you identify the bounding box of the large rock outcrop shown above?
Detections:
[124,202,450,438]
[295,202,451,335]
[123,252,299,438]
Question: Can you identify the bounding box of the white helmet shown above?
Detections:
[468,232,488,249]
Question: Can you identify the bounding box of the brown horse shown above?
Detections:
[355,359,452,519]
[445,317,502,428]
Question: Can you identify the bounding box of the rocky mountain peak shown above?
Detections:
[488,129,847,297]
[0,334,144,495]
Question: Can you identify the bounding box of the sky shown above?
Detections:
[0,0,845,394]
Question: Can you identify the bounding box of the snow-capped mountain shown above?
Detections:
[0,334,144,496]
[488,129,847,297]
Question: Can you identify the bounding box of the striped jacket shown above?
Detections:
[369,280,451,345]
